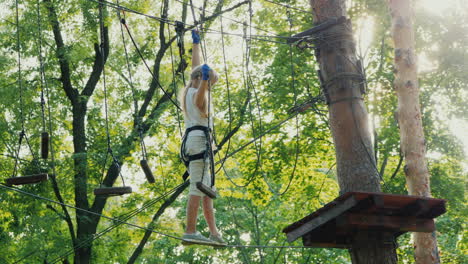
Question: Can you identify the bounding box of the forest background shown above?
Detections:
[0,0,466,263]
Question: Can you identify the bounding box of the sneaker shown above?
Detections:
[182,232,215,246]
[209,234,227,247]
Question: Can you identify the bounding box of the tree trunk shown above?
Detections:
[309,0,380,194]
[72,102,92,264]
[387,1,440,263]
[308,0,397,263]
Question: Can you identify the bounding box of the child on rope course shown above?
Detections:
[178,30,226,246]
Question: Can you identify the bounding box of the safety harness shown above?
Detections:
[180,125,216,197]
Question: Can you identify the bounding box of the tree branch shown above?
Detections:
[48,175,77,245]
[44,0,78,105]
[127,181,189,264]
[81,3,110,97]
[43,0,77,247]
[217,94,250,149]
[390,153,404,180]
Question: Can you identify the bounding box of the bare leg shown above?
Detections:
[186,195,201,234]
[202,196,219,236]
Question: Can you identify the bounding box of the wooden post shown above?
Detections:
[308,0,398,263]
[387,0,440,263]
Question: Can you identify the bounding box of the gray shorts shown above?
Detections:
[185,135,213,197]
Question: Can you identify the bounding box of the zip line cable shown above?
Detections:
[176,0,278,36]
[121,18,182,111]
[261,0,311,14]
[86,0,301,44]
[0,183,313,250]
[47,181,189,263]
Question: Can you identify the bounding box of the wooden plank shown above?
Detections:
[394,199,430,217]
[94,186,133,196]
[350,193,385,214]
[301,222,350,248]
[285,195,358,242]
[338,213,435,233]
[6,173,48,185]
[420,200,447,219]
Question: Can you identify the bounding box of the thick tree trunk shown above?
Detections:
[72,102,92,264]
[387,1,440,263]
[309,0,380,194]
[308,0,397,263]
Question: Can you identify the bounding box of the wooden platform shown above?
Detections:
[282,192,446,248]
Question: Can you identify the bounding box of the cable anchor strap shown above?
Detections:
[328,96,363,106]
[175,21,185,48]
[175,21,185,35]
[286,16,347,44]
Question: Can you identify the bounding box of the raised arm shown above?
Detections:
[191,30,201,69]
[194,64,211,117]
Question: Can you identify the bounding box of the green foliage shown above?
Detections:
[0,0,466,263]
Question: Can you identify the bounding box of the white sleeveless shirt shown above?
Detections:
[184,87,213,137]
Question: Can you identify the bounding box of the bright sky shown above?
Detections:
[354,0,468,167]
[417,0,468,163]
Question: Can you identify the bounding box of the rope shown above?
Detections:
[117,9,150,161]
[47,181,188,263]
[87,0,298,45]
[262,9,300,196]
[97,1,126,187]
[12,0,24,179]
[176,0,277,36]
[219,20,263,188]
[37,2,48,136]
[11,0,39,178]
[261,0,311,14]
[0,183,312,252]
[166,23,184,137]
[188,0,208,62]
[213,13,234,176]
[121,19,182,111]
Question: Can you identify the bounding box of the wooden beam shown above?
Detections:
[337,213,435,233]
[302,222,350,248]
[351,193,384,213]
[285,195,358,242]
[395,199,429,217]
[420,200,447,219]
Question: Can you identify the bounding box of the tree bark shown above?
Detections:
[308,0,397,263]
[309,0,380,194]
[387,1,440,263]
